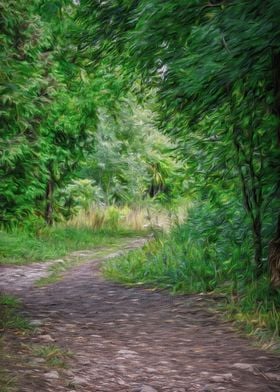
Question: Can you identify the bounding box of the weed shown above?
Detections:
[0,294,31,331]
[32,344,72,368]
[0,369,16,392]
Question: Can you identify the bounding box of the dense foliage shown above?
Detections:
[0,0,53,224]
[0,0,181,227]
[0,0,96,225]
[77,0,280,280]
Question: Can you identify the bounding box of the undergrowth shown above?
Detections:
[104,204,280,349]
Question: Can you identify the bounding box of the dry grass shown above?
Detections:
[67,202,188,232]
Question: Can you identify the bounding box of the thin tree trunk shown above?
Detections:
[269,215,280,287]
[268,53,280,286]
[252,212,263,274]
[45,179,54,225]
[232,126,264,272]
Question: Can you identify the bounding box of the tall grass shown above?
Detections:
[104,224,255,293]
[68,202,188,231]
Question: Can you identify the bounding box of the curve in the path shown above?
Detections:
[0,237,279,392]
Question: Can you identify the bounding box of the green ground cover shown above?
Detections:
[0,226,143,266]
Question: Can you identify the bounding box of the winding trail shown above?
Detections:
[0,237,279,392]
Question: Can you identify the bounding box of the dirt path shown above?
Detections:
[0,237,279,392]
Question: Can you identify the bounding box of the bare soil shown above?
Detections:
[0,237,279,392]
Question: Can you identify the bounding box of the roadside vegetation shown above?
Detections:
[104,204,280,349]
[0,224,142,266]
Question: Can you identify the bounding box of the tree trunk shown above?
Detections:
[269,215,280,288]
[232,126,264,273]
[268,53,280,287]
[45,179,54,225]
[252,212,263,275]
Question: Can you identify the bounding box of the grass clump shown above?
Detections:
[32,344,72,368]
[0,294,31,331]
[0,369,16,392]
[103,203,280,349]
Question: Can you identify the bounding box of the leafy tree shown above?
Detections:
[80,98,184,205]
[77,0,280,279]
[0,0,53,225]
[0,0,98,226]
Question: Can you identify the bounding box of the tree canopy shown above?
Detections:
[0,0,184,226]
[76,0,280,276]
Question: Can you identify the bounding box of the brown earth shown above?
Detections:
[0,237,279,392]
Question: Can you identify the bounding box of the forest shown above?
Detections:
[1,1,280,387]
